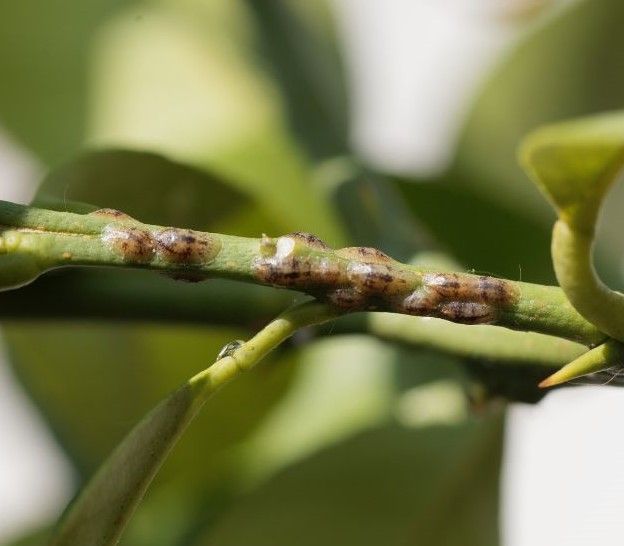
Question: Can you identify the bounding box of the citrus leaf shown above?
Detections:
[48,302,333,546]
[33,149,256,233]
[195,417,503,546]
[245,0,350,159]
[520,111,624,341]
[0,0,127,163]
[455,0,624,222]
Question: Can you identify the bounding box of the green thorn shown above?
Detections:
[539,339,624,388]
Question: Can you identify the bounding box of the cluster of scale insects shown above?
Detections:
[95,207,516,326]
[252,231,517,325]
[96,208,220,277]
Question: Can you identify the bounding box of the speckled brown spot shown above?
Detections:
[325,287,367,310]
[401,290,435,315]
[155,228,220,264]
[253,235,343,288]
[287,232,329,250]
[253,255,315,287]
[439,301,494,324]
[102,225,155,263]
[337,246,395,264]
[91,208,136,221]
[424,272,515,305]
[346,261,414,295]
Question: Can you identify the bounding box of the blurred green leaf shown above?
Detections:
[46,336,285,546]
[455,0,624,218]
[33,149,260,233]
[327,162,434,261]
[396,176,554,283]
[86,1,346,244]
[5,145,300,544]
[193,418,503,546]
[452,0,624,288]
[245,0,350,159]
[3,527,51,546]
[0,0,126,163]
[6,324,297,545]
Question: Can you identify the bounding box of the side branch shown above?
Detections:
[0,200,605,345]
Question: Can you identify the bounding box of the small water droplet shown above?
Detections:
[216,339,245,361]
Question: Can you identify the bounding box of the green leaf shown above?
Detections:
[86,2,346,244]
[520,111,624,341]
[46,302,332,546]
[0,1,127,163]
[245,0,350,159]
[5,322,296,487]
[193,418,503,546]
[5,148,298,543]
[327,162,434,261]
[396,176,554,282]
[520,112,624,231]
[33,149,257,233]
[48,360,215,546]
[455,0,624,219]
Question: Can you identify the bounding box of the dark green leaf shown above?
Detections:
[33,149,255,233]
[194,418,503,546]
[245,0,350,159]
[0,1,127,163]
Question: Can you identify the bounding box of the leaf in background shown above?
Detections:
[4,147,298,544]
[245,0,350,160]
[233,336,396,485]
[47,340,271,546]
[396,176,554,283]
[452,0,624,284]
[193,417,503,546]
[0,0,127,164]
[6,324,297,546]
[326,161,434,262]
[33,149,257,233]
[2,527,51,546]
[87,1,346,243]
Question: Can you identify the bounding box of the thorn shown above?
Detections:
[539,340,624,388]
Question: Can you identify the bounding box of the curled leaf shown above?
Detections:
[520,112,624,341]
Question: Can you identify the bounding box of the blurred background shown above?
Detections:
[2,0,624,544]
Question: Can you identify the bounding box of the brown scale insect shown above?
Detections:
[102,225,155,263]
[91,208,136,222]
[346,261,412,295]
[438,301,495,325]
[423,272,515,305]
[400,289,441,316]
[336,246,395,264]
[325,287,367,310]
[286,232,329,250]
[155,228,218,264]
[253,234,344,288]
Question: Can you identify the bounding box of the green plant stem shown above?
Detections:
[552,219,624,342]
[0,200,605,345]
[369,314,587,367]
[50,301,336,546]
